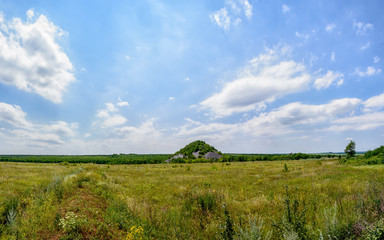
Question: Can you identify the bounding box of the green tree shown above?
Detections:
[344,141,356,158]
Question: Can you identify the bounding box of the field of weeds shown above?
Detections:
[1,160,384,239]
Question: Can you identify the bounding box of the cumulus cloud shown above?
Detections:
[0,10,75,103]
[94,103,127,128]
[200,46,311,117]
[314,70,344,89]
[355,66,382,77]
[374,56,380,63]
[0,102,77,147]
[353,21,374,35]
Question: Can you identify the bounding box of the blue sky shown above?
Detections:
[0,0,383,154]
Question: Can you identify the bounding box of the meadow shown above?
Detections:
[1,159,384,239]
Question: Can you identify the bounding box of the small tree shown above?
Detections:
[344,141,356,158]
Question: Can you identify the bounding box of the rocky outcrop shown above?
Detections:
[204,152,222,160]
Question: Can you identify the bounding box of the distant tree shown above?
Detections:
[344,141,356,158]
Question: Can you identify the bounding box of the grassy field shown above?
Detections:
[1,160,384,239]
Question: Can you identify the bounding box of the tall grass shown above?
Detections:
[1,160,384,239]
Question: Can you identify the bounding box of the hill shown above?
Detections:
[166,140,222,162]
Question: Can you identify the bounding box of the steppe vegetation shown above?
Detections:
[1,155,384,239]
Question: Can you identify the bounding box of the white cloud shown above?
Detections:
[181,97,362,139]
[374,56,380,63]
[328,112,384,131]
[200,46,311,117]
[355,66,382,77]
[364,93,384,110]
[314,70,344,90]
[241,0,253,19]
[330,52,335,62]
[226,0,241,13]
[245,98,361,131]
[295,32,310,40]
[282,4,290,13]
[353,21,374,35]
[88,118,174,154]
[0,102,77,147]
[125,55,131,61]
[0,10,75,103]
[169,96,175,101]
[117,100,130,107]
[185,77,190,81]
[94,103,127,128]
[210,0,253,30]
[326,24,336,32]
[360,41,370,51]
[0,102,30,127]
[210,8,231,31]
[26,9,34,20]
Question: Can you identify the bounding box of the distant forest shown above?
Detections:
[0,152,342,164]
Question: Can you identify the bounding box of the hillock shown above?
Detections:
[166,140,222,163]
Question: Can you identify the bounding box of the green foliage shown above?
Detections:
[364,145,384,165]
[344,141,356,158]
[365,146,384,158]
[362,218,384,240]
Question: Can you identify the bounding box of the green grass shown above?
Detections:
[1,160,384,239]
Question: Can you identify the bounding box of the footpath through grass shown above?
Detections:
[1,160,384,239]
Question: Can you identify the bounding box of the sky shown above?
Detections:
[0,0,383,154]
